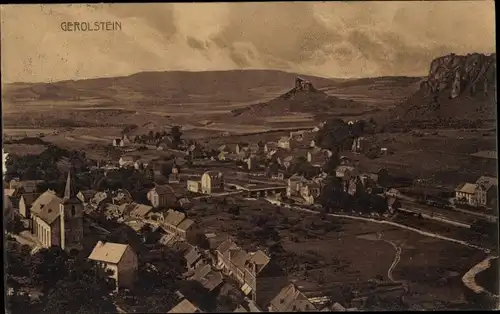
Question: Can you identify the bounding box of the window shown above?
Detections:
[71,206,76,216]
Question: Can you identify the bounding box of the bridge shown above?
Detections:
[225,181,287,198]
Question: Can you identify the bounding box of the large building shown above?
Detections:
[29,170,84,252]
[201,171,224,194]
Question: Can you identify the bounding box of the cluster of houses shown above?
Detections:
[455,176,498,209]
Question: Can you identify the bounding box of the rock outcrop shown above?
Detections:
[384,53,497,126]
[420,53,496,99]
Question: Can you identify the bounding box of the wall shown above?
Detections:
[117,246,138,289]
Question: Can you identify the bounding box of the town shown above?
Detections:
[2,2,498,312]
[3,112,499,312]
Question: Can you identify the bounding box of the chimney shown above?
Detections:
[97,241,104,247]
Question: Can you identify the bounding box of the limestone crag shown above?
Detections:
[420,53,496,99]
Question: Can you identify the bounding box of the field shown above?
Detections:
[356,129,497,189]
[3,144,48,156]
[187,197,487,309]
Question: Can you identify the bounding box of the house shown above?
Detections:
[168,299,201,313]
[245,155,260,171]
[187,180,202,193]
[175,218,197,241]
[111,189,133,205]
[18,193,41,219]
[147,184,177,209]
[455,183,478,206]
[161,209,187,234]
[113,138,124,147]
[119,156,139,168]
[287,175,307,198]
[235,143,250,155]
[219,144,228,153]
[339,156,351,165]
[335,165,357,180]
[307,149,332,167]
[9,179,43,194]
[300,181,322,205]
[351,137,365,153]
[248,143,263,155]
[271,172,285,181]
[268,283,316,312]
[201,171,224,194]
[169,166,181,184]
[129,203,153,219]
[29,170,84,251]
[77,190,97,205]
[190,263,224,292]
[277,137,291,150]
[215,239,289,309]
[387,197,401,213]
[264,142,278,154]
[184,244,205,272]
[157,137,174,150]
[475,176,498,208]
[88,241,138,290]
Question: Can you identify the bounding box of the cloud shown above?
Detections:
[0,2,495,83]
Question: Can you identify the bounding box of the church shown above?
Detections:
[29,170,84,252]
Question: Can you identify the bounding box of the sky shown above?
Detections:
[0,2,496,83]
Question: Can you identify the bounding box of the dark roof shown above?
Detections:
[153,184,176,195]
[21,193,41,207]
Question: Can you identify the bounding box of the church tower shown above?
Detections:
[59,169,84,252]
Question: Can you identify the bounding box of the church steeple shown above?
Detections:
[62,169,78,202]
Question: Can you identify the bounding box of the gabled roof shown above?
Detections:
[269,283,316,312]
[457,183,478,194]
[168,299,200,313]
[216,239,239,256]
[184,245,202,266]
[152,184,176,195]
[198,270,223,292]
[88,241,132,264]
[476,176,498,190]
[177,218,195,232]
[21,193,41,207]
[130,203,153,217]
[203,171,223,179]
[164,209,186,227]
[30,190,62,224]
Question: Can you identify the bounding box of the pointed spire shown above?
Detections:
[63,168,77,200]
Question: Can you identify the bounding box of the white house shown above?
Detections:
[88,241,138,290]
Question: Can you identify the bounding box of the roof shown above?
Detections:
[164,209,186,227]
[476,176,498,190]
[30,190,62,224]
[21,193,41,207]
[184,245,202,266]
[130,203,153,217]
[198,270,223,292]
[269,283,316,312]
[168,299,200,313]
[202,171,223,179]
[230,249,249,269]
[160,233,178,246]
[88,241,131,264]
[216,239,239,256]
[247,250,270,274]
[177,218,195,232]
[153,184,176,195]
[458,183,478,194]
[192,264,212,281]
[120,155,140,162]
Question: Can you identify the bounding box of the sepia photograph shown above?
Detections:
[1,2,498,313]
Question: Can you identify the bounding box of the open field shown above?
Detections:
[3,144,48,156]
[187,197,487,309]
[356,129,497,189]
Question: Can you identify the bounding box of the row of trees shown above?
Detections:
[132,125,184,149]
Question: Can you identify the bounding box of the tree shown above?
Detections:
[170,126,183,149]
[319,176,344,212]
[323,151,340,175]
[6,215,25,234]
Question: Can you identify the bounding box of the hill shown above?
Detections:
[230,77,369,120]
[2,70,342,108]
[380,53,496,129]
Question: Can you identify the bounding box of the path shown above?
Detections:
[462,256,500,299]
[282,203,490,253]
[376,233,402,283]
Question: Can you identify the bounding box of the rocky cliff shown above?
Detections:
[421,53,496,99]
[387,53,496,124]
